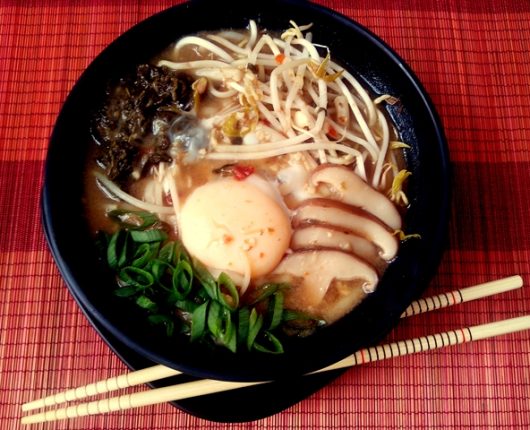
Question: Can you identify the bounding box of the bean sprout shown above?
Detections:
[154,20,409,192]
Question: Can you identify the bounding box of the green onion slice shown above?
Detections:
[107,209,159,230]
[130,229,167,243]
[223,320,237,353]
[207,301,223,337]
[159,241,190,265]
[158,241,176,263]
[171,260,193,300]
[217,272,239,311]
[247,308,263,351]
[267,291,284,330]
[253,331,284,354]
[218,312,236,353]
[149,259,173,284]
[113,286,138,297]
[118,266,154,289]
[136,295,158,312]
[238,307,250,346]
[131,242,159,268]
[106,232,119,269]
[107,230,129,269]
[191,302,208,342]
[207,301,235,351]
[174,300,199,314]
[193,258,219,301]
[249,282,289,305]
[174,241,190,264]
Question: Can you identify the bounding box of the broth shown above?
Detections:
[84,21,409,351]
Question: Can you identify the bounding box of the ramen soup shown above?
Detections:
[86,21,411,352]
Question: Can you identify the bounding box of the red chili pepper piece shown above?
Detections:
[327,124,338,139]
[232,165,255,180]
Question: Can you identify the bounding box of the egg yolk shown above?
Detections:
[179,177,291,279]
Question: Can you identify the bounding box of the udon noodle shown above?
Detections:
[86,21,411,350]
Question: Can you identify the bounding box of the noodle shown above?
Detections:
[88,20,411,331]
[205,142,364,161]
[174,36,234,62]
[94,172,175,215]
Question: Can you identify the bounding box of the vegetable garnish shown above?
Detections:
[388,169,412,205]
[275,53,286,64]
[390,141,411,150]
[308,51,344,83]
[221,106,259,138]
[280,20,313,41]
[92,64,194,183]
[232,164,255,180]
[107,209,159,230]
[191,77,208,110]
[212,163,255,180]
[101,210,318,353]
[394,229,422,241]
[326,124,339,140]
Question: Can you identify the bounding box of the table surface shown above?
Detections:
[2,0,530,429]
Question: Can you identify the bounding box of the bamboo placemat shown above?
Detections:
[1,0,530,428]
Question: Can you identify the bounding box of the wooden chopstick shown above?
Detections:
[21,313,530,424]
[400,275,523,317]
[21,364,181,412]
[20,275,523,420]
[23,275,522,412]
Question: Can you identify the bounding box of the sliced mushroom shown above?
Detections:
[272,249,378,307]
[291,224,380,266]
[311,164,402,230]
[315,280,367,324]
[293,199,398,260]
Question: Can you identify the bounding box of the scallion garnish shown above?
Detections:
[246,308,263,351]
[130,229,168,243]
[107,230,129,269]
[170,260,193,301]
[248,282,289,305]
[131,242,159,268]
[107,209,159,230]
[101,210,325,353]
[253,331,284,354]
[217,272,239,311]
[237,307,250,346]
[190,301,208,342]
[136,295,158,312]
[118,266,154,289]
[267,291,284,330]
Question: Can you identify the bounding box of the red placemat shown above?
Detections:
[2,0,530,428]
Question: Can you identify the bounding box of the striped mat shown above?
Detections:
[1,0,530,428]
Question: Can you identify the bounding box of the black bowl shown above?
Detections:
[42,0,450,382]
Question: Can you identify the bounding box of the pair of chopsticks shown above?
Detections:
[21,275,526,424]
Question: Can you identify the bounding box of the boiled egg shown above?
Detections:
[179,176,292,283]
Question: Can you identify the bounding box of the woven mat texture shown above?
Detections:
[1,0,530,428]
